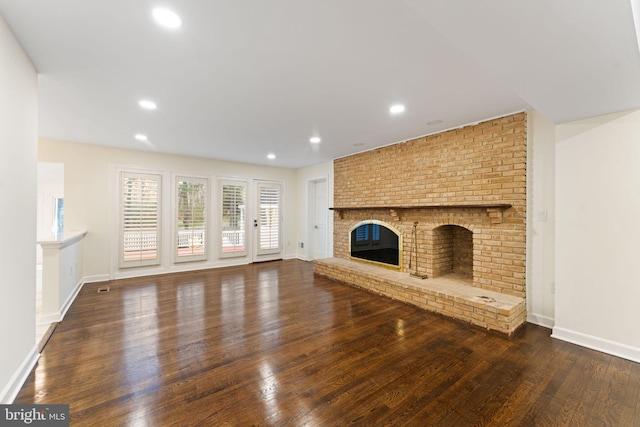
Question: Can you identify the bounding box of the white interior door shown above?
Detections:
[254,181,282,260]
[310,178,328,259]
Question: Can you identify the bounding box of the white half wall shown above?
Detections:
[554,109,640,362]
[0,15,39,403]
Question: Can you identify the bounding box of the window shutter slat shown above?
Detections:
[258,185,280,252]
[221,183,246,255]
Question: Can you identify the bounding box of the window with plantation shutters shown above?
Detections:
[220,180,246,258]
[257,182,281,255]
[119,172,161,268]
[175,176,207,262]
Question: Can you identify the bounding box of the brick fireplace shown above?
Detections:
[314,113,528,334]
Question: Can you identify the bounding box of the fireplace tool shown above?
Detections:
[410,221,428,279]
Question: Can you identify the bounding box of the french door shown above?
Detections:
[254,180,282,260]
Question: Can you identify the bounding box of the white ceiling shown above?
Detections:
[1,0,639,168]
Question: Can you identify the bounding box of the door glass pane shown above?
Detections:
[221,183,246,255]
[259,185,280,252]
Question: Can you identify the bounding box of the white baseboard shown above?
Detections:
[212,259,250,269]
[59,279,84,321]
[102,258,309,283]
[83,274,109,283]
[0,346,40,404]
[527,313,554,329]
[551,326,640,363]
[38,279,85,325]
[112,260,249,280]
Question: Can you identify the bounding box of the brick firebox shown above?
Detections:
[314,113,527,334]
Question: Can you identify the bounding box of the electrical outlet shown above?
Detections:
[536,210,548,222]
[299,242,304,248]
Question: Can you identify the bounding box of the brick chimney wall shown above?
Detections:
[333,113,527,298]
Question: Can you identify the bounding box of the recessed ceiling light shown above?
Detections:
[138,100,157,110]
[267,153,276,160]
[390,104,405,114]
[152,8,182,29]
[310,137,321,144]
[427,119,443,125]
[135,134,148,141]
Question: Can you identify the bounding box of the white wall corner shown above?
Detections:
[0,347,40,404]
[554,109,640,364]
[525,110,556,326]
[526,313,555,329]
[38,312,62,326]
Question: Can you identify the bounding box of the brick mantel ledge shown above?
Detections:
[330,203,512,222]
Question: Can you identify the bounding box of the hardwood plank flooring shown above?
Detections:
[15,260,640,426]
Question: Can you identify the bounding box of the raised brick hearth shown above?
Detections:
[314,113,528,334]
[314,257,526,334]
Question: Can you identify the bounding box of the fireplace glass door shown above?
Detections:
[350,222,399,267]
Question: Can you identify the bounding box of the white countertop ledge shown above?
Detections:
[38,230,88,249]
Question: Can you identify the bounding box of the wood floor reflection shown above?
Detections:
[16,260,640,426]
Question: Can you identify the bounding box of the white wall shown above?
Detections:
[295,161,334,260]
[553,109,640,362]
[38,139,299,280]
[526,111,556,328]
[0,15,39,403]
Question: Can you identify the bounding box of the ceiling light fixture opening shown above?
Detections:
[138,100,157,110]
[390,104,405,114]
[310,137,321,144]
[135,134,148,141]
[152,8,182,29]
[267,153,276,160]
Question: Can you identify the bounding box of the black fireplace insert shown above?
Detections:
[350,222,399,267]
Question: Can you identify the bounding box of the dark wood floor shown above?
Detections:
[17,260,640,426]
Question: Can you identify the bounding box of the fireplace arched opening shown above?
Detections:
[349,220,402,270]
[430,224,473,279]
